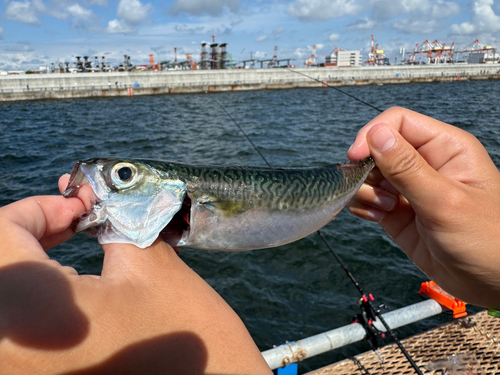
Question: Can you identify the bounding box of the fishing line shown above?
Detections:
[282,70,423,374]
[318,231,424,375]
[211,95,273,168]
[286,68,384,114]
[208,90,423,375]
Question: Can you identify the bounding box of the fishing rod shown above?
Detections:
[285,69,424,374]
[318,230,423,374]
[209,81,423,374]
[352,356,373,375]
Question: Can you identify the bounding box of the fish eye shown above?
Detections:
[118,166,132,181]
[110,162,139,189]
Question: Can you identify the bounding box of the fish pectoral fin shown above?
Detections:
[200,200,250,217]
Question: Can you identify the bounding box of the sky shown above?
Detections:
[1,0,500,71]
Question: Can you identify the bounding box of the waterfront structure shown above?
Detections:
[304,45,317,67]
[365,35,389,65]
[1,64,498,102]
[325,48,362,67]
[468,51,500,64]
[199,38,230,70]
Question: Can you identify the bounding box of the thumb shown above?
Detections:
[367,123,447,209]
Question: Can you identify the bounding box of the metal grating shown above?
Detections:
[305,310,500,375]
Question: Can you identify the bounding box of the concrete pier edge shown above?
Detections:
[1,64,498,102]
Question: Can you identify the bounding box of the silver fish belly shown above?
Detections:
[63,158,374,250]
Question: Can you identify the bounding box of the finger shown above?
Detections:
[59,175,95,211]
[379,197,419,250]
[364,167,399,195]
[347,200,387,222]
[3,196,86,240]
[59,174,70,194]
[364,123,451,212]
[349,183,398,212]
[0,196,86,263]
[39,228,78,251]
[349,192,418,246]
[348,107,497,191]
[347,107,466,169]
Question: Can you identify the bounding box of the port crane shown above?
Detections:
[365,35,388,65]
[304,45,317,67]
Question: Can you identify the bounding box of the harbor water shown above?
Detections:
[1,80,499,373]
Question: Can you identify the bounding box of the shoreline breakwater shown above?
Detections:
[1,64,498,102]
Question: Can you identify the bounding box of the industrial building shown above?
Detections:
[466,41,499,64]
[468,50,500,64]
[325,48,362,67]
[199,38,231,70]
[2,36,499,77]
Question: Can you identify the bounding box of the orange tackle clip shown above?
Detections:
[419,281,467,319]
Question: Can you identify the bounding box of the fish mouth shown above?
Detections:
[160,195,191,248]
[63,159,190,248]
[63,185,80,198]
[62,160,103,233]
[63,161,86,198]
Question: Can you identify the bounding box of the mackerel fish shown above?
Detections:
[63,158,374,250]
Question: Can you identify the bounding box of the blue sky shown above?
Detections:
[1,0,499,71]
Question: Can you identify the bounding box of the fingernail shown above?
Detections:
[371,125,395,153]
[373,195,396,211]
[380,179,399,195]
[365,208,386,223]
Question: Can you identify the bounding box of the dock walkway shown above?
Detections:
[306,310,499,374]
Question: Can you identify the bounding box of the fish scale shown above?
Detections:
[64,157,374,250]
[166,162,370,210]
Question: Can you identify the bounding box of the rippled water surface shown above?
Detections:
[1,80,499,372]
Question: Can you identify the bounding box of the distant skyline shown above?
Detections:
[1,0,500,71]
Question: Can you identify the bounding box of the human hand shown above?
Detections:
[347,107,500,308]
[0,176,271,374]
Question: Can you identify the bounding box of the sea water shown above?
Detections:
[1,80,499,372]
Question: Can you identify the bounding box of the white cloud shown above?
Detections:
[117,0,152,25]
[292,46,320,58]
[292,47,307,58]
[329,33,340,41]
[370,0,460,21]
[4,0,100,30]
[272,27,284,39]
[253,51,268,58]
[173,24,205,33]
[170,0,240,16]
[451,0,500,36]
[67,3,93,19]
[256,35,267,41]
[392,18,439,34]
[4,42,35,52]
[32,0,47,13]
[67,3,97,29]
[5,1,41,25]
[450,22,476,35]
[347,18,375,30]
[106,19,134,33]
[288,0,361,22]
